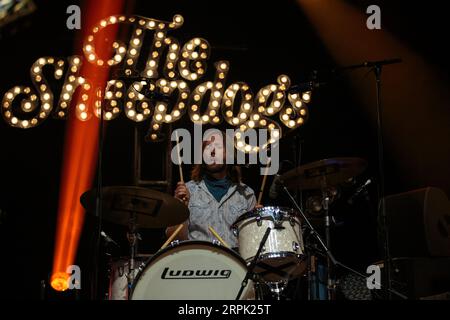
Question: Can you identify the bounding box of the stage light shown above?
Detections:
[178,38,210,81]
[255,75,290,118]
[51,1,126,291]
[222,81,253,126]
[187,62,227,125]
[50,272,69,292]
[2,85,47,129]
[279,90,309,130]
[302,91,311,102]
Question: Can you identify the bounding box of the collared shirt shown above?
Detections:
[185,179,256,248]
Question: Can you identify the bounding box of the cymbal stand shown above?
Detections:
[127,212,139,296]
[278,178,407,300]
[320,176,335,300]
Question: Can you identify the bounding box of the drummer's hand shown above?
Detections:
[174,181,190,206]
[255,204,263,209]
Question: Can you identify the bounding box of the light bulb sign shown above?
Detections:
[1,14,311,149]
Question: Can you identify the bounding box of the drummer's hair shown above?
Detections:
[191,164,242,183]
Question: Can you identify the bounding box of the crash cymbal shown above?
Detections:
[281,157,367,191]
[80,186,189,228]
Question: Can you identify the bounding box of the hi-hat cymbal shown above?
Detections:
[80,186,189,228]
[281,157,367,191]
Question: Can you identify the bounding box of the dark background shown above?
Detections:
[0,0,448,299]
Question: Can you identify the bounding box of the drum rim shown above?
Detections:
[251,252,308,280]
[129,240,248,299]
[231,206,299,229]
[258,251,305,262]
[108,254,153,263]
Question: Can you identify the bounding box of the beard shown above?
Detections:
[203,162,226,174]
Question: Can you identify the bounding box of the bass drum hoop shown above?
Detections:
[129,240,249,299]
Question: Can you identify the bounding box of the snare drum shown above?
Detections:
[231,206,307,282]
[130,241,254,300]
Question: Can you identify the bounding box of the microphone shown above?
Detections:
[269,174,284,199]
[348,179,372,204]
[101,231,120,247]
[363,58,402,67]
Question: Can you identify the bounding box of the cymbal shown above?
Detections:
[281,157,367,191]
[80,186,189,229]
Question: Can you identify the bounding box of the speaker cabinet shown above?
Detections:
[384,187,450,257]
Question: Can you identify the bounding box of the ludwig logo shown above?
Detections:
[161,267,231,279]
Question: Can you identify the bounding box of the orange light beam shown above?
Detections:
[51,0,125,291]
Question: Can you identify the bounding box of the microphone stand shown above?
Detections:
[279,180,407,300]
[335,58,401,299]
[91,98,106,300]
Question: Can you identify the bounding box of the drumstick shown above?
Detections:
[175,131,189,203]
[257,158,271,205]
[208,226,230,248]
[160,224,184,250]
[175,131,184,183]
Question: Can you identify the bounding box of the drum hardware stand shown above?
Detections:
[126,212,140,295]
[254,282,266,300]
[267,281,288,300]
[235,227,272,300]
[319,176,336,300]
[277,178,408,300]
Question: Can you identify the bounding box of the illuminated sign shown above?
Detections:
[1,14,311,148]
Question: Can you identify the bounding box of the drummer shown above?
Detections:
[167,130,257,248]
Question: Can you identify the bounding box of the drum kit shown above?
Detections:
[80,157,368,300]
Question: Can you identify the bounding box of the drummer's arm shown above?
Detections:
[248,190,262,209]
[165,220,189,241]
[166,181,190,240]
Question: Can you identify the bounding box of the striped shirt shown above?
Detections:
[185,179,256,248]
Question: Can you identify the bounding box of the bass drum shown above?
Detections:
[130,241,254,300]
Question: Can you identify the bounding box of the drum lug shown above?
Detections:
[289,216,296,226]
[170,240,180,247]
[292,241,300,252]
[232,226,238,237]
[274,220,284,229]
[212,239,221,246]
[256,216,262,227]
[118,266,124,277]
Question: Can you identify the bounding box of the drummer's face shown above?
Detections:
[203,133,226,173]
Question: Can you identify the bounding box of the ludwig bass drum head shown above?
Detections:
[130,241,253,300]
